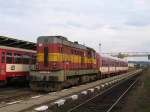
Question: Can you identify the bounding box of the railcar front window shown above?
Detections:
[31,55,36,64]
[1,52,5,63]
[23,54,30,64]
[44,47,48,66]
[6,52,12,63]
[14,53,22,64]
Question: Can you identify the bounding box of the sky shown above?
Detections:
[0,0,150,61]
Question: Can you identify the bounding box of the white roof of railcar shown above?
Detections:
[101,53,127,62]
[0,45,36,53]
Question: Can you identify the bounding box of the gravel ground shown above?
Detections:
[115,67,150,112]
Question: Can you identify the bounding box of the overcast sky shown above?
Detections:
[0,0,150,57]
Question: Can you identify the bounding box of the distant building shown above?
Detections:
[128,63,135,68]
[128,61,150,68]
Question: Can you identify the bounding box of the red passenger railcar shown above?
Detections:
[0,46,36,85]
[100,56,128,78]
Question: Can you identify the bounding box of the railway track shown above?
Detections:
[0,70,142,112]
[0,87,43,108]
[65,73,140,112]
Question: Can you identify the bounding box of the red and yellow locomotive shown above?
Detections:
[30,36,128,91]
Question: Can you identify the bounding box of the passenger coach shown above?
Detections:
[0,46,36,85]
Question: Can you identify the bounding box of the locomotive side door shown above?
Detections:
[64,61,69,81]
[0,50,6,82]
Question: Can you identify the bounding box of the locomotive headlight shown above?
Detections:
[52,62,57,69]
[52,62,56,66]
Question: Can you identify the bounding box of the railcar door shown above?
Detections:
[0,50,6,82]
[44,47,49,67]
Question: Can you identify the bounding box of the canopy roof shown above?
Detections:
[0,36,36,50]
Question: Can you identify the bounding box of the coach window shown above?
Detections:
[1,52,5,63]
[6,52,12,63]
[31,55,36,64]
[14,53,22,64]
[23,54,30,64]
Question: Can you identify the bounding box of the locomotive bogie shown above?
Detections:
[30,69,98,82]
[30,70,99,91]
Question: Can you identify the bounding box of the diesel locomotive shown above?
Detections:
[29,36,128,92]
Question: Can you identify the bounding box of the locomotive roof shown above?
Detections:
[38,36,95,51]
[0,36,36,50]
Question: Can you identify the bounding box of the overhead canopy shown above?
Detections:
[0,36,36,50]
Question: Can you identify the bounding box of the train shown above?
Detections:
[0,45,36,86]
[29,36,128,92]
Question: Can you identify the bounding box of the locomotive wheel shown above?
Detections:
[43,82,62,92]
[30,82,63,92]
[29,82,40,91]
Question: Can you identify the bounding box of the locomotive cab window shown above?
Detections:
[92,52,96,59]
[6,52,13,63]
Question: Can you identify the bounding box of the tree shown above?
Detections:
[118,52,127,59]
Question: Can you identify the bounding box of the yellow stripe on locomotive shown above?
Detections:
[37,53,96,64]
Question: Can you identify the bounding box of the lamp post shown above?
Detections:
[99,43,102,54]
